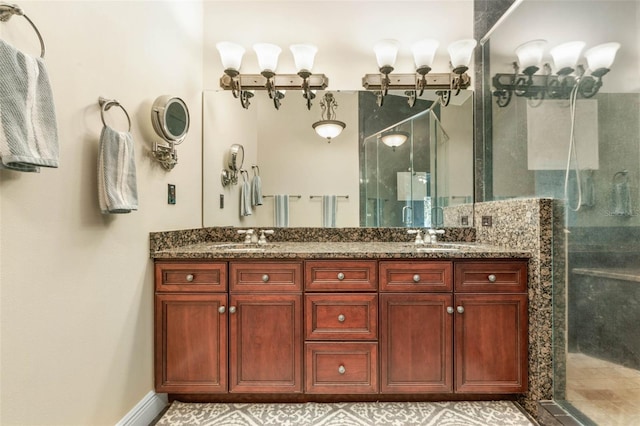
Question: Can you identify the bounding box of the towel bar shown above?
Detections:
[98,97,131,132]
[263,195,302,199]
[310,195,349,199]
[0,3,45,58]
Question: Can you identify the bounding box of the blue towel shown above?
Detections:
[274,194,289,227]
[240,178,252,216]
[322,195,337,227]
[0,39,59,172]
[251,174,263,206]
[98,126,138,214]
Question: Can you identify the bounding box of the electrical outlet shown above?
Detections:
[168,184,176,204]
[461,215,469,226]
[481,215,492,227]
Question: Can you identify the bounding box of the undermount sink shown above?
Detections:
[414,243,477,252]
[207,242,269,252]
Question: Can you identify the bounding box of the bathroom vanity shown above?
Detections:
[152,238,529,401]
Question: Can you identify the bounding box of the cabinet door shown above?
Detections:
[155,294,228,393]
[454,294,528,393]
[380,294,453,393]
[229,294,302,393]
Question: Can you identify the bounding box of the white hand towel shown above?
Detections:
[322,195,337,227]
[0,40,59,172]
[251,174,263,206]
[274,194,289,227]
[98,126,138,214]
[240,179,252,216]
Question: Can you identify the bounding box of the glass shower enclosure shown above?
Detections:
[361,106,450,227]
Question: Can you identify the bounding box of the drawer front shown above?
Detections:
[455,260,528,293]
[305,294,377,340]
[305,260,377,291]
[379,261,453,292]
[305,342,378,394]
[155,262,227,292]
[230,261,302,292]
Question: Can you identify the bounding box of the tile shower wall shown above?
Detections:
[474,198,555,417]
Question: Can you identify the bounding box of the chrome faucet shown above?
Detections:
[426,229,445,243]
[258,229,274,245]
[407,229,424,245]
[237,229,255,244]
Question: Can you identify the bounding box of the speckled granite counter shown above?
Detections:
[151,241,531,260]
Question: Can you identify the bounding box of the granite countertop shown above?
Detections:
[151,241,531,260]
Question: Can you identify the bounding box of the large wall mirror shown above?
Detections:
[203,89,473,228]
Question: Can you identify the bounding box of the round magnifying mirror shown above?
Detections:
[228,144,244,171]
[151,96,190,145]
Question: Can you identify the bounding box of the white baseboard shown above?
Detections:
[116,391,168,426]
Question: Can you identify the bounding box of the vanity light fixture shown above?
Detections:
[312,92,346,143]
[217,41,329,110]
[380,130,409,151]
[362,38,475,107]
[492,40,620,107]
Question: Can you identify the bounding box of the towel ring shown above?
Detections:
[99,97,131,132]
[0,3,46,58]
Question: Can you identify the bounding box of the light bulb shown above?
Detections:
[411,39,439,72]
[216,41,245,72]
[290,44,318,73]
[374,39,400,69]
[515,39,547,74]
[253,43,282,73]
[550,41,585,75]
[585,42,620,72]
[448,39,477,70]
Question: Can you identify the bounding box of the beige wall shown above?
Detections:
[1,1,474,424]
[0,1,203,425]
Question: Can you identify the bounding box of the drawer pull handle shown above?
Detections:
[338,314,345,322]
[488,274,497,282]
[262,274,270,282]
[229,306,237,314]
[218,306,226,314]
[446,306,454,314]
[457,306,464,314]
[413,274,421,283]
[338,365,346,375]
[337,272,345,281]
[186,274,194,282]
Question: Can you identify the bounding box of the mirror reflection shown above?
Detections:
[202,89,473,228]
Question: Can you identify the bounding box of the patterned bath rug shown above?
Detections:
[154,400,537,426]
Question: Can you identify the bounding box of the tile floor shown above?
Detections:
[565,352,640,425]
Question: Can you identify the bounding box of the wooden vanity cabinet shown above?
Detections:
[454,260,528,393]
[229,261,303,393]
[379,261,454,393]
[379,259,528,394]
[304,260,378,394]
[154,261,228,393]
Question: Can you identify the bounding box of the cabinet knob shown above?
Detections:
[262,274,270,282]
[446,306,454,314]
[488,274,497,283]
[338,314,345,323]
[218,306,226,314]
[413,274,421,283]
[338,365,346,375]
[186,274,194,282]
[337,272,345,281]
[229,306,237,314]
[457,306,465,314]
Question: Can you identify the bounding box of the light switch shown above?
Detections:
[168,184,176,204]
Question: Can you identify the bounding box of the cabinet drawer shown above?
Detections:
[379,261,453,292]
[230,261,302,292]
[305,260,377,291]
[455,260,528,293]
[305,294,377,340]
[305,342,378,394]
[155,262,227,292]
